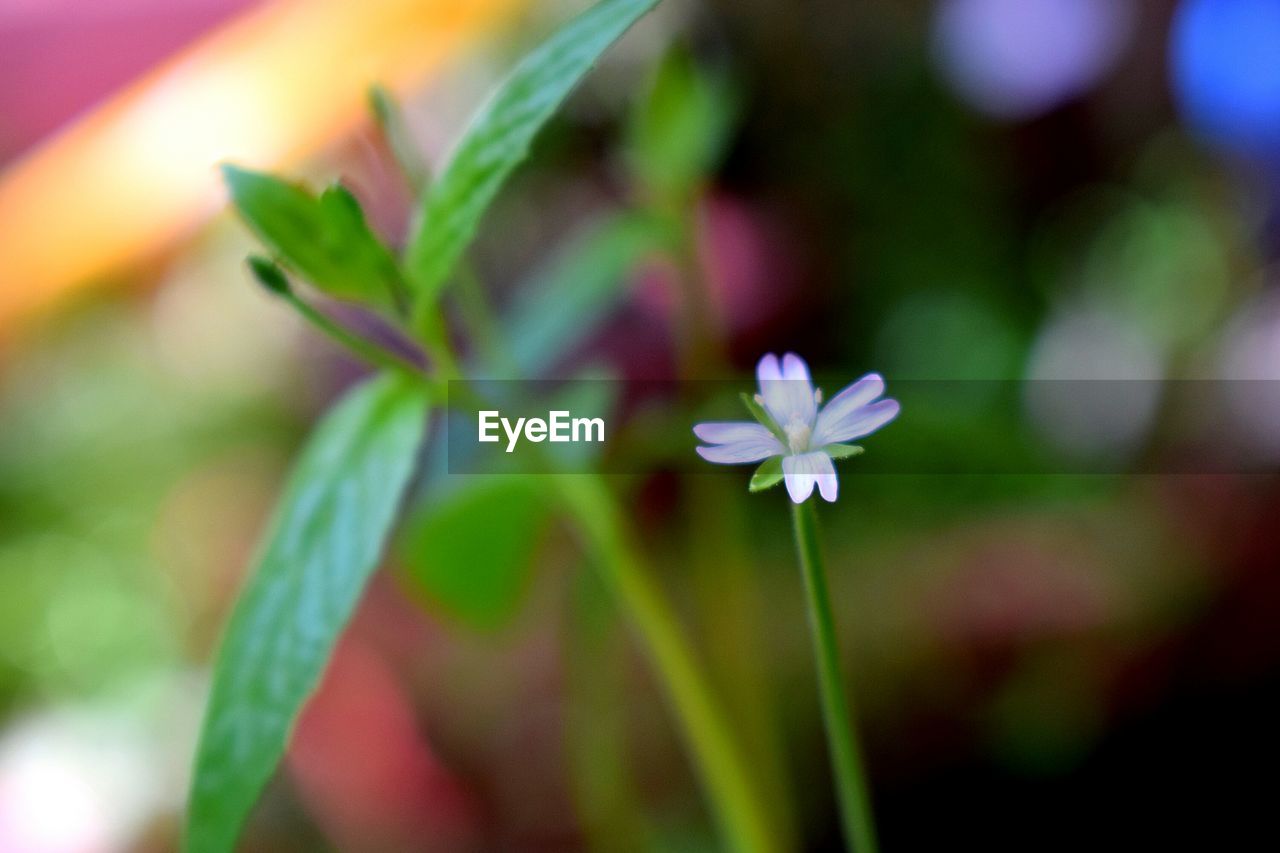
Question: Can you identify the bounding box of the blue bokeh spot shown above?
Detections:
[1171,0,1280,154]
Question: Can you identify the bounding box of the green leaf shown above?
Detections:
[628,45,738,201]
[748,456,783,492]
[739,392,783,439]
[222,165,403,306]
[185,374,429,853]
[501,213,673,376]
[405,0,662,310]
[824,444,864,460]
[398,476,549,631]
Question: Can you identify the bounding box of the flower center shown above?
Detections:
[784,419,811,454]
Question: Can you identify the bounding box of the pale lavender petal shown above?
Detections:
[782,452,822,503]
[693,421,776,445]
[817,373,885,430]
[781,352,811,382]
[813,397,900,446]
[758,352,816,429]
[756,353,782,385]
[812,452,838,502]
[697,436,784,464]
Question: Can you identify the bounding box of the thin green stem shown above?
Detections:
[415,304,462,381]
[453,263,519,376]
[665,193,796,845]
[790,501,879,853]
[438,294,774,850]
[559,475,778,853]
[282,291,431,383]
[427,356,775,848]
[386,266,413,321]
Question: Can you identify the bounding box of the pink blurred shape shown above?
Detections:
[925,529,1115,646]
[288,635,478,852]
[635,192,798,335]
[0,0,260,161]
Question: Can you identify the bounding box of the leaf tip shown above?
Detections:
[246,255,291,297]
[748,456,784,492]
[367,83,393,124]
[219,161,250,187]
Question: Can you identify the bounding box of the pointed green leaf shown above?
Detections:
[398,476,549,631]
[405,0,661,312]
[824,443,864,460]
[627,45,738,201]
[222,165,403,306]
[748,456,784,492]
[186,374,429,853]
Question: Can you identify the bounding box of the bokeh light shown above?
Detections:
[0,0,526,333]
[1219,285,1280,458]
[1171,0,1280,155]
[932,0,1135,120]
[1024,304,1164,459]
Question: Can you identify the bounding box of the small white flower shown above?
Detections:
[694,353,899,503]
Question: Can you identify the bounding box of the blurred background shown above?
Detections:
[2,0,1279,850]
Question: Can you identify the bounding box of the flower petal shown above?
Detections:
[813,397,900,446]
[781,352,811,382]
[758,352,816,429]
[812,452,838,502]
[697,436,784,464]
[782,452,829,503]
[818,373,884,429]
[756,353,782,385]
[693,421,776,445]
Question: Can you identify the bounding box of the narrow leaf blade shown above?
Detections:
[824,443,864,460]
[185,374,429,853]
[405,0,661,306]
[739,392,783,439]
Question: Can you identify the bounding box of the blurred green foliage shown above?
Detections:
[405,0,662,310]
[188,374,428,853]
[627,46,738,204]
[189,2,678,851]
[398,477,549,631]
[221,166,404,307]
[501,212,673,376]
[3,1,1275,850]
[0,306,290,706]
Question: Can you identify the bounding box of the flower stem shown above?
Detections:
[415,304,462,380]
[559,475,778,853]
[453,263,516,375]
[790,501,879,853]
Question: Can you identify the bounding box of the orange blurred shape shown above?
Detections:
[0,0,526,334]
